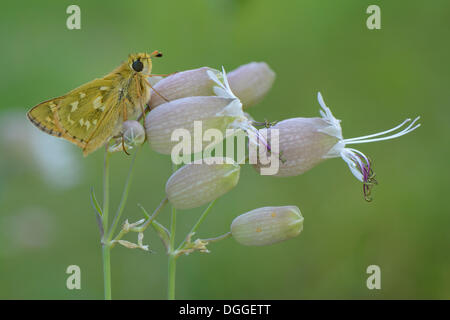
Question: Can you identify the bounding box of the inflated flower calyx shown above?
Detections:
[148,62,275,109]
[166,157,240,210]
[231,206,303,246]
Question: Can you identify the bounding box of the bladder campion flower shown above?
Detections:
[231,206,303,246]
[108,120,145,153]
[255,92,421,201]
[145,68,271,157]
[165,157,240,210]
[148,62,275,109]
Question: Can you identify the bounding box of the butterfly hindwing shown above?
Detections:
[27,97,65,137]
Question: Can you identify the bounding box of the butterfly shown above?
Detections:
[27,51,165,156]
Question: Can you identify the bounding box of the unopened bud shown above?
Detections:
[166,158,240,210]
[231,206,303,246]
[148,62,275,109]
[227,62,275,108]
[108,120,146,153]
[123,120,146,147]
[145,96,237,155]
[149,67,217,108]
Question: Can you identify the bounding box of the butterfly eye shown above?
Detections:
[132,60,144,72]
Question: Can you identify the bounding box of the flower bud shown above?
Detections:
[231,206,303,246]
[108,120,146,153]
[227,62,275,108]
[149,67,217,108]
[148,62,275,109]
[145,96,237,155]
[122,120,146,147]
[254,118,339,177]
[166,158,240,210]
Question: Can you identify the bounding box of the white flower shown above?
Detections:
[316,92,421,200]
[207,67,271,152]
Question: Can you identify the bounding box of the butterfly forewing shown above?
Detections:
[53,78,125,155]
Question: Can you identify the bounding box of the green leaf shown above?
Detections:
[151,220,171,253]
[90,187,104,237]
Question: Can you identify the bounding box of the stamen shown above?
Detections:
[344,117,421,145]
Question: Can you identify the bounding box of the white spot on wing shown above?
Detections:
[93,96,103,110]
[70,101,79,112]
[67,115,75,125]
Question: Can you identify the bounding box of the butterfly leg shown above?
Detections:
[120,99,132,155]
[121,132,130,156]
[145,78,170,103]
[148,72,178,77]
[134,75,148,135]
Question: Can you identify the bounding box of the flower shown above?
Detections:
[145,68,271,157]
[255,92,421,201]
[148,67,218,108]
[108,120,145,153]
[224,62,276,108]
[316,92,420,201]
[145,96,236,155]
[148,62,275,109]
[231,206,303,246]
[165,157,240,210]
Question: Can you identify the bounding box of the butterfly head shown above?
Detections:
[128,51,162,76]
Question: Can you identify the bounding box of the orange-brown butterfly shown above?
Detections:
[27,51,165,156]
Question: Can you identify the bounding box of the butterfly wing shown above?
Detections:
[28,69,148,156]
[27,97,65,137]
[52,78,126,156]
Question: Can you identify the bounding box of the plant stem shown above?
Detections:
[110,198,169,247]
[102,244,112,300]
[168,194,177,300]
[107,149,139,242]
[135,197,168,232]
[102,146,110,231]
[176,199,217,252]
[168,164,178,300]
[101,146,111,300]
[202,231,232,243]
[167,253,177,300]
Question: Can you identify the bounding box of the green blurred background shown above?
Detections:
[0,0,449,299]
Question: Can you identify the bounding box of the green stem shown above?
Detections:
[102,244,111,300]
[102,146,110,232]
[109,198,169,248]
[135,197,168,232]
[107,149,139,242]
[168,196,177,300]
[167,254,177,300]
[202,231,232,243]
[168,164,178,300]
[176,199,217,252]
[101,146,111,300]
